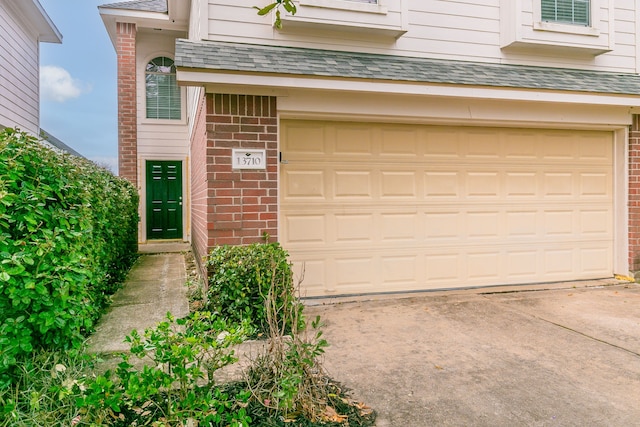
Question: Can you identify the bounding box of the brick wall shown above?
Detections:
[201,93,278,251]
[629,115,640,273]
[116,22,137,185]
[190,91,209,271]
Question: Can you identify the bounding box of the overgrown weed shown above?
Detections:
[243,263,376,426]
[0,348,93,427]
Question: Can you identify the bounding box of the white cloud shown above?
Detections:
[40,65,91,102]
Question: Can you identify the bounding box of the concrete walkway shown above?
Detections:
[87,244,190,354]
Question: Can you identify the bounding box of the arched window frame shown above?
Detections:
[145,56,181,120]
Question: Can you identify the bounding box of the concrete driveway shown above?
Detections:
[306,280,640,426]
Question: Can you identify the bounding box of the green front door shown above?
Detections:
[146,160,183,240]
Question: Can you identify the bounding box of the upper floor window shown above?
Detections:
[541,0,590,26]
[145,57,181,120]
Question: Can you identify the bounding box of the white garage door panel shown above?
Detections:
[281,121,613,297]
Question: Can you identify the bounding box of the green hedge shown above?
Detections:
[205,242,299,335]
[0,128,139,386]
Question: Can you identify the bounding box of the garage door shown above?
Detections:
[280,120,613,297]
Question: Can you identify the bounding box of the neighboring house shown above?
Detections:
[0,0,61,135]
[41,129,85,158]
[99,0,640,297]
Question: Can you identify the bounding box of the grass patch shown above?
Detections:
[0,349,94,427]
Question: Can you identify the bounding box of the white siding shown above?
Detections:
[136,32,189,158]
[205,0,638,73]
[189,0,207,41]
[0,1,40,134]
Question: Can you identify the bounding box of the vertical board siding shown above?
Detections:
[206,0,637,73]
[0,2,40,133]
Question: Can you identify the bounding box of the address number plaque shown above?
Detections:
[232,149,266,170]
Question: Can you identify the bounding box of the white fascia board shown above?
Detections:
[98,7,172,30]
[98,7,171,22]
[99,13,117,49]
[177,70,640,108]
[99,7,186,49]
[8,0,62,43]
[31,0,61,43]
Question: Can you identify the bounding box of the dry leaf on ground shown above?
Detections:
[324,405,348,423]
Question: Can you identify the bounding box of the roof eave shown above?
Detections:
[99,5,187,49]
[176,67,640,109]
[10,0,62,44]
[174,40,640,104]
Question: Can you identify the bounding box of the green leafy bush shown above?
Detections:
[77,312,253,426]
[205,242,300,335]
[0,128,138,386]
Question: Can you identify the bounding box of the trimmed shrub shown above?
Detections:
[205,242,300,335]
[0,128,138,386]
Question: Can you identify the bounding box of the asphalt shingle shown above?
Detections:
[175,39,640,95]
[99,0,167,13]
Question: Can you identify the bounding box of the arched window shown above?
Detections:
[145,57,181,120]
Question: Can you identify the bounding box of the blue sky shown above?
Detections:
[39,0,118,172]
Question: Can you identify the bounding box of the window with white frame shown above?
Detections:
[541,0,590,26]
[145,57,181,120]
[283,0,406,38]
[500,0,611,55]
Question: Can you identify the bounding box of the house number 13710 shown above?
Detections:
[232,149,266,170]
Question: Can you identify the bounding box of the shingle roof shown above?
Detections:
[40,130,84,158]
[175,39,640,95]
[99,0,167,13]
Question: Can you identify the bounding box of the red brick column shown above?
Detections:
[629,115,640,273]
[116,22,137,185]
[203,94,278,248]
